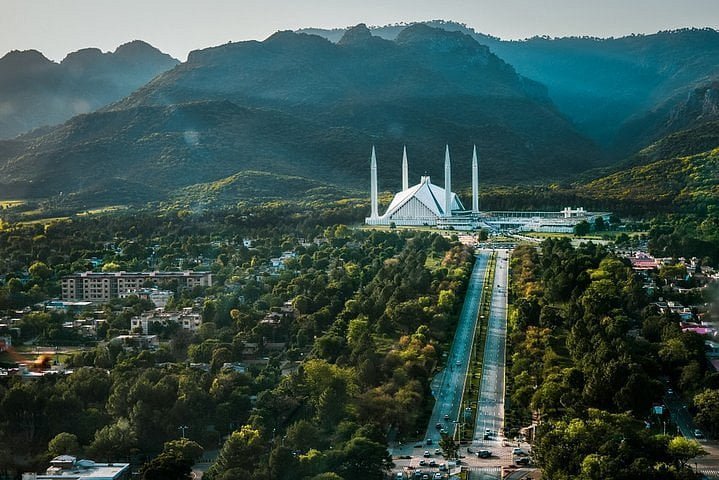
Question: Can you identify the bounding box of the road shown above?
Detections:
[473,249,509,449]
[665,392,719,477]
[423,250,491,445]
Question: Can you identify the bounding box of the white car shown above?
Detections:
[512,447,526,456]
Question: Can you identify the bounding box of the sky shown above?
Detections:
[3,0,719,62]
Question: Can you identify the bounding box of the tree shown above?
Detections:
[694,389,719,436]
[88,418,137,462]
[574,221,590,237]
[48,432,80,457]
[593,216,606,232]
[332,436,392,480]
[205,426,264,480]
[140,452,192,480]
[163,438,204,464]
[439,432,459,459]
[667,436,706,470]
[29,261,51,281]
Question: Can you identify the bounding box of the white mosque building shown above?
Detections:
[366,144,479,227]
[365,145,610,232]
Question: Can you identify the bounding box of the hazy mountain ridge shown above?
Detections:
[0,24,599,207]
[302,23,719,154]
[0,41,178,139]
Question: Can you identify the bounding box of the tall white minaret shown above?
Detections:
[472,145,479,214]
[402,145,409,191]
[444,144,452,217]
[370,146,379,219]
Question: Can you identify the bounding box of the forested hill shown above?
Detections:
[303,23,719,155]
[0,41,178,139]
[0,24,599,207]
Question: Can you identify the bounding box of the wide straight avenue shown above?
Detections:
[424,250,491,444]
[474,249,509,447]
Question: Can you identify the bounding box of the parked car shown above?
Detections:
[516,457,531,466]
[396,472,405,479]
[477,449,492,458]
[434,449,441,455]
[435,422,442,430]
[423,450,430,458]
[438,463,447,471]
[419,459,427,466]
[444,414,450,420]
[433,473,442,480]
[426,438,433,445]
[694,429,704,439]
[512,448,526,456]
[429,460,437,467]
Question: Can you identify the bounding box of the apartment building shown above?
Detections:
[61,271,212,302]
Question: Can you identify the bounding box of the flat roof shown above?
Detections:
[35,463,129,479]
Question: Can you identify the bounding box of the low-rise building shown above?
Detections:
[130,307,202,334]
[23,456,129,480]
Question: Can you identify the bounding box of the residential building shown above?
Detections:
[61,271,212,302]
[130,307,202,334]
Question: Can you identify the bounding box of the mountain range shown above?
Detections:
[0,22,718,211]
[302,22,719,152]
[0,40,178,140]
[0,24,599,206]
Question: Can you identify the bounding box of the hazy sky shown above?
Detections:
[3,0,719,61]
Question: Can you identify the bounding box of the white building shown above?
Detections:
[364,144,609,232]
[130,307,202,334]
[24,456,129,480]
[366,145,472,227]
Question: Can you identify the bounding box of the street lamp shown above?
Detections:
[179,425,188,438]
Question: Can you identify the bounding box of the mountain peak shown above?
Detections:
[395,23,484,53]
[338,24,373,45]
[0,49,55,69]
[114,40,162,57]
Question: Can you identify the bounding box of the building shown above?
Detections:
[366,145,468,227]
[23,456,129,480]
[130,307,202,334]
[364,145,609,232]
[61,271,212,302]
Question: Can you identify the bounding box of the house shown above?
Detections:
[110,334,159,350]
[130,307,201,334]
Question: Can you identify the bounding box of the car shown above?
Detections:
[435,422,442,430]
[429,460,437,467]
[418,459,427,466]
[455,360,461,366]
[515,457,531,466]
[396,473,405,479]
[443,414,450,420]
[438,463,447,471]
[512,448,526,456]
[667,388,674,395]
[434,449,441,455]
[466,447,474,454]
[440,428,447,434]
[477,449,492,458]
[483,433,490,440]
[423,450,430,458]
[421,475,429,480]
[426,438,433,445]
[433,473,442,480]
[694,429,704,439]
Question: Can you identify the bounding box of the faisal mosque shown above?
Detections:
[365,145,609,232]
